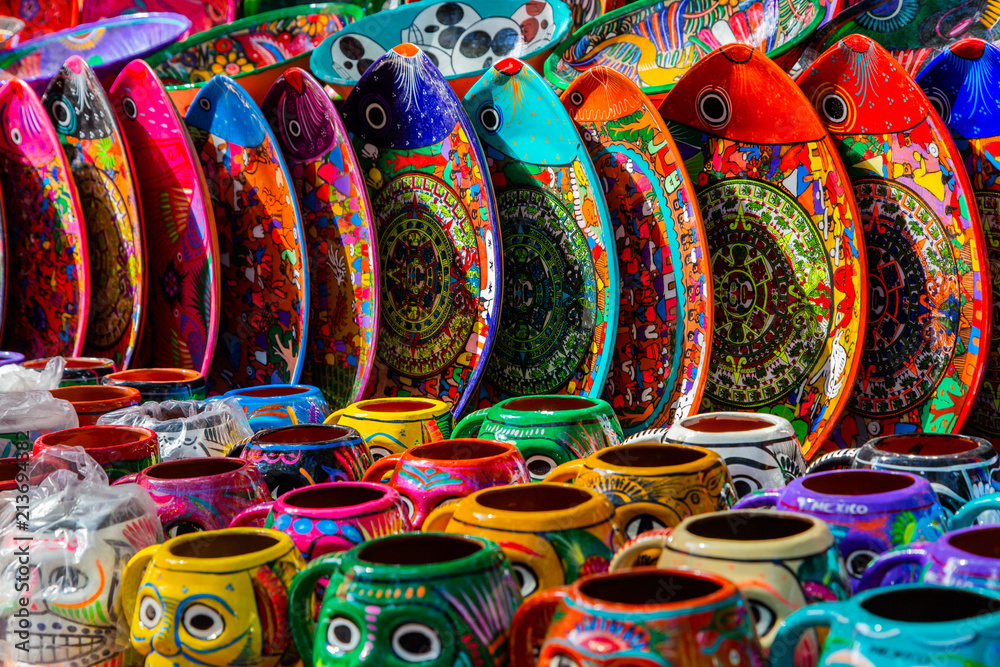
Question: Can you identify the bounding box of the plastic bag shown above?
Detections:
[0,390,78,458]
[0,356,65,392]
[0,446,163,665]
[98,398,253,460]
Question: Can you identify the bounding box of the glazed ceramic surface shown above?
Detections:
[510,569,765,666]
[109,60,221,376]
[0,79,88,358]
[103,368,208,402]
[43,57,147,372]
[453,395,624,481]
[185,75,309,391]
[33,424,159,481]
[562,67,711,433]
[289,533,522,667]
[343,45,501,415]
[545,442,736,537]
[0,13,191,95]
[81,0,234,35]
[325,396,454,459]
[464,58,618,405]
[658,44,866,461]
[0,15,23,48]
[50,384,141,424]
[0,0,77,41]
[223,383,331,430]
[24,356,114,386]
[123,528,305,667]
[262,68,377,410]
[798,35,991,448]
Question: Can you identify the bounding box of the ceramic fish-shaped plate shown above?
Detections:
[464,57,619,406]
[658,43,867,461]
[81,0,235,35]
[0,79,89,358]
[916,39,1000,448]
[43,56,147,371]
[185,75,309,391]
[561,67,712,434]
[262,67,378,411]
[343,44,501,416]
[109,59,221,376]
[798,34,990,448]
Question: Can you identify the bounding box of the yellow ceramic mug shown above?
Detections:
[544,442,737,539]
[422,483,624,598]
[323,397,453,459]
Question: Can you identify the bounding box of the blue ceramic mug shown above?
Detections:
[222,383,331,431]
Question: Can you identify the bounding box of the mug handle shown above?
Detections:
[323,407,347,425]
[510,587,568,667]
[770,603,846,667]
[731,489,782,510]
[112,472,140,486]
[543,460,586,484]
[856,547,930,591]
[951,492,1000,529]
[121,545,159,626]
[229,501,275,528]
[228,439,248,458]
[361,453,402,483]
[805,448,860,474]
[422,504,459,533]
[289,553,343,667]
[608,528,673,571]
[453,408,489,439]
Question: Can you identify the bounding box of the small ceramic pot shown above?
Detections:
[232,424,372,497]
[545,442,736,538]
[0,389,79,457]
[0,351,24,366]
[807,432,1000,522]
[325,396,454,460]
[362,438,529,528]
[510,569,765,666]
[453,395,624,481]
[102,367,207,402]
[288,533,522,667]
[25,356,116,386]
[628,411,807,498]
[0,457,20,491]
[423,483,624,598]
[50,385,142,425]
[229,481,412,559]
[772,585,1000,667]
[123,528,305,667]
[33,425,159,482]
[223,383,331,431]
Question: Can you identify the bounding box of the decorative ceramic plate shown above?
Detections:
[0,0,76,41]
[343,44,501,416]
[0,79,89,358]
[798,34,990,449]
[81,0,234,35]
[0,13,191,95]
[109,60,221,376]
[659,43,867,461]
[915,39,1000,447]
[544,0,824,102]
[146,3,362,115]
[310,0,573,99]
[464,57,619,407]
[43,57,146,371]
[262,68,378,411]
[561,67,712,434]
[185,75,308,392]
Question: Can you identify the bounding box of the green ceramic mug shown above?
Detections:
[453,396,624,481]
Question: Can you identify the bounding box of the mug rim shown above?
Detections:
[404,438,521,466]
[449,482,615,532]
[141,456,250,481]
[334,397,450,420]
[250,423,360,449]
[676,411,791,438]
[863,432,996,467]
[104,368,204,384]
[667,510,834,561]
[277,481,398,517]
[153,527,294,571]
[50,385,142,409]
[34,424,157,455]
[225,383,318,399]
[491,395,607,423]
[939,525,1000,562]
[854,584,1000,627]
[588,442,719,474]
[25,356,114,371]
[572,568,739,612]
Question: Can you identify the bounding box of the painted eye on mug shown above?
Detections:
[525,454,557,481]
[625,514,666,540]
[511,563,539,597]
[327,616,361,654]
[391,622,442,662]
[845,549,880,579]
[369,445,392,461]
[182,603,225,641]
[748,600,777,637]
[138,596,162,630]
[400,494,416,520]
[49,566,88,593]
[551,655,581,667]
[166,520,203,538]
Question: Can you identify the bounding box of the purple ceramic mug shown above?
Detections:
[229,481,412,559]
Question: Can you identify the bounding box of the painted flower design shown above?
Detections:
[889,511,917,545]
[303,13,331,38]
[212,51,253,76]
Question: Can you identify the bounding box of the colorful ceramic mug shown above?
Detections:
[123,528,305,667]
[627,412,807,498]
[510,569,765,666]
[362,438,529,528]
[0,457,19,490]
[324,396,453,460]
[453,395,624,481]
[771,585,1000,667]
[50,385,142,425]
[288,533,522,667]
[25,356,116,386]
[610,510,850,660]
[231,424,372,497]
[423,483,624,598]
[223,383,331,431]
[0,351,24,366]
[0,389,80,457]
[33,425,160,481]
[113,457,270,537]
[102,367,208,401]
[544,442,736,538]
[229,481,412,559]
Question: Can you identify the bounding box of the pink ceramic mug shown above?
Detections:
[229,481,412,559]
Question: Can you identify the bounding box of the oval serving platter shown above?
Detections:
[0,79,89,358]
[658,43,867,460]
[262,67,378,411]
[109,59,221,376]
[464,57,619,407]
[342,43,501,416]
[81,0,235,35]
[561,66,712,434]
[184,74,309,392]
[43,56,147,371]
[798,34,990,449]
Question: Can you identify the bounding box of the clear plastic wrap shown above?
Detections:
[0,390,78,459]
[1,357,65,393]
[97,398,253,460]
[0,446,163,666]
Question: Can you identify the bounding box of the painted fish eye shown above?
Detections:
[287,118,302,137]
[327,616,361,654]
[122,95,138,120]
[138,596,162,629]
[568,90,584,107]
[820,92,850,125]
[625,514,666,539]
[182,603,225,641]
[924,88,952,124]
[511,563,538,597]
[51,99,73,128]
[198,97,212,112]
[697,89,730,128]
[478,104,502,133]
[391,622,442,662]
[749,600,777,637]
[524,454,557,481]
[9,127,21,145]
[365,101,388,130]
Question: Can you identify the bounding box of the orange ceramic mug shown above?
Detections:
[50,385,141,425]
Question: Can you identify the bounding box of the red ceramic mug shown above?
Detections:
[102,368,207,402]
[0,457,20,491]
[33,425,159,482]
[50,385,141,425]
